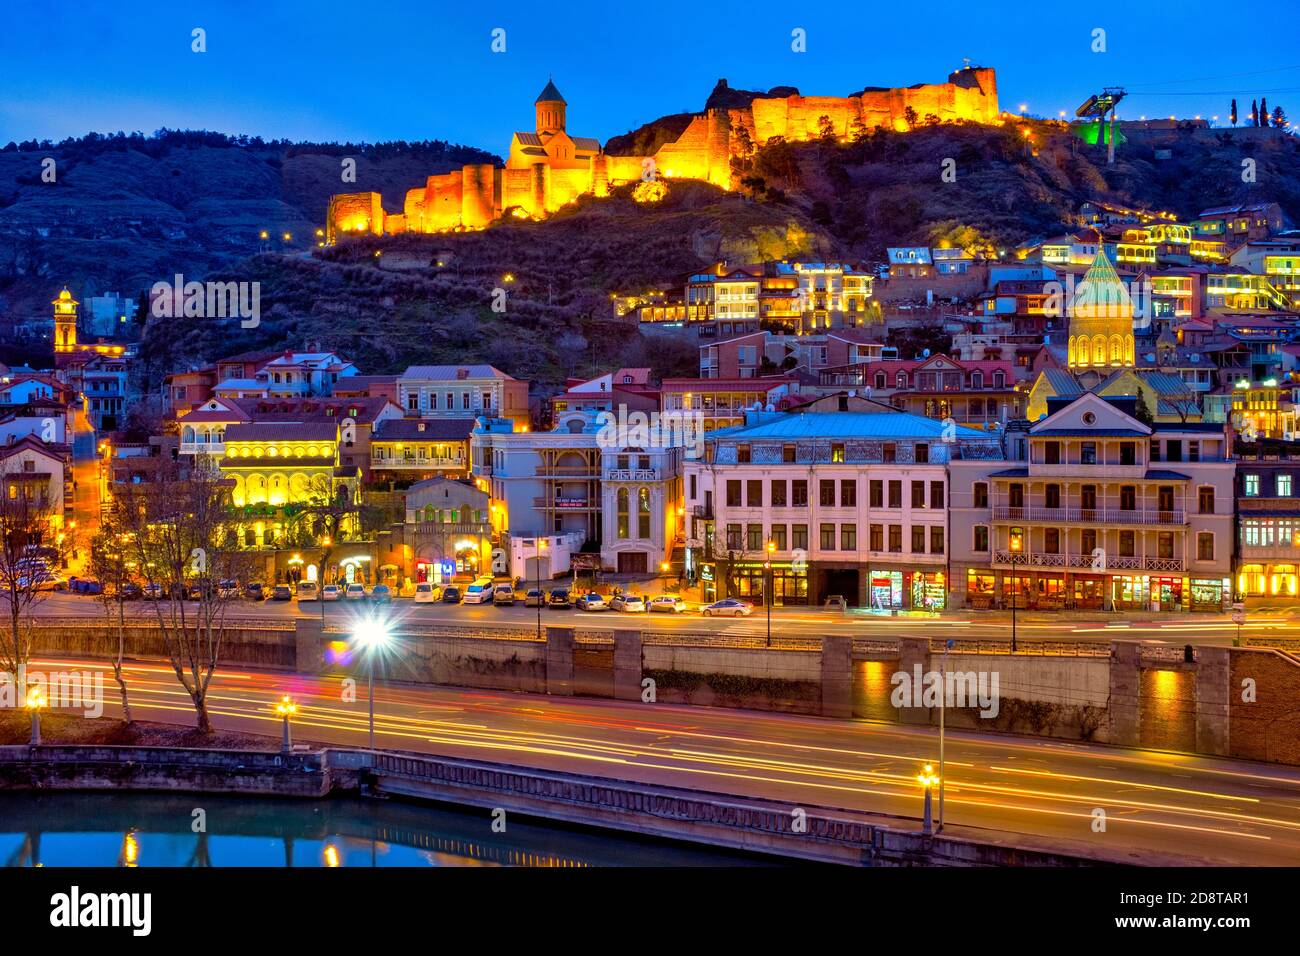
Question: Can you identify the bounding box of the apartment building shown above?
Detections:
[683,409,1003,608]
[949,392,1234,611]
[1235,455,1300,600]
[398,364,530,429]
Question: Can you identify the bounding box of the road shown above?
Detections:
[37,654,1300,865]
[31,591,1296,646]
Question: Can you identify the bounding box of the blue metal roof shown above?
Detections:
[716,411,991,441]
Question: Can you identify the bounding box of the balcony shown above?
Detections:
[605,467,661,481]
[534,465,599,478]
[692,504,714,520]
[180,440,225,456]
[992,505,1186,526]
[993,550,1185,573]
[1239,543,1300,562]
[372,456,466,470]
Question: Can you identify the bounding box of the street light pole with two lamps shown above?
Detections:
[353,616,391,750]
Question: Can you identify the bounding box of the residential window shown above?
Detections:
[831,442,845,463]
[1188,441,1200,462]
[747,524,763,551]
[1046,484,1061,509]
[1158,532,1174,559]
[792,524,808,550]
[747,479,763,508]
[870,524,884,551]
[638,488,651,538]
[737,444,751,464]
[1081,442,1097,465]
[407,393,419,411]
[930,526,944,555]
[1082,528,1097,554]
[726,524,742,549]
[869,480,883,508]
[888,480,902,508]
[1245,474,1260,496]
[841,480,857,507]
[1165,439,1182,463]
[883,443,897,463]
[820,523,836,550]
[915,443,929,464]
[911,526,926,553]
[782,444,796,463]
[771,480,787,508]
[1279,475,1293,497]
[617,488,629,538]
[888,525,903,553]
[771,525,787,550]
[1009,483,1024,508]
[726,480,742,507]
[930,481,944,510]
[841,524,857,551]
[973,525,989,552]
[820,480,836,507]
[911,481,925,508]
[1198,532,1215,561]
[1044,528,1059,553]
[974,482,988,508]
[1119,442,1136,466]
[1044,441,1060,465]
[1198,486,1215,514]
[1120,486,1136,511]
[792,480,808,506]
[1119,530,1135,556]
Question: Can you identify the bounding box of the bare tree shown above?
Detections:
[114,459,249,733]
[88,521,135,724]
[0,463,71,681]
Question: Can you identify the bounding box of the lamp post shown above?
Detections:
[1009,531,1023,653]
[917,763,939,835]
[353,615,391,751]
[26,686,46,747]
[535,538,548,643]
[276,695,297,753]
[764,539,776,647]
[319,535,332,629]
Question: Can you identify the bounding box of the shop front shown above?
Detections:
[1190,577,1230,611]
[909,571,946,611]
[730,561,809,606]
[966,571,996,609]
[868,569,903,610]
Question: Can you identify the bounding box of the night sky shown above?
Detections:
[4,1,1299,148]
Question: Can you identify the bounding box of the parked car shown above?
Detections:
[72,578,103,595]
[119,582,143,601]
[142,583,163,600]
[547,588,572,609]
[440,585,462,604]
[271,584,293,601]
[523,588,545,608]
[243,582,265,601]
[186,580,214,601]
[609,593,646,613]
[413,582,437,603]
[296,581,320,602]
[703,598,753,617]
[492,584,516,606]
[217,579,240,599]
[823,595,848,611]
[370,584,393,604]
[461,579,495,605]
[344,583,367,601]
[575,592,609,612]
[321,584,342,602]
[648,595,687,614]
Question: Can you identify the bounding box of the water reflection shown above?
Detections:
[0,792,778,868]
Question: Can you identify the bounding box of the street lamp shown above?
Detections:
[276,695,297,753]
[1009,530,1023,653]
[353,614,391,750]
[26,686,46,746]
[917,763,940,835]
[535,538,548,642]
[764,539,776,647]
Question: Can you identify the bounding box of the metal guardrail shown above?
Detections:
[29,615,296,631]
[928,638,1111,658]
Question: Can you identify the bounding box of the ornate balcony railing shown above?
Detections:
[992,505,1185,525]
[993,550,1184,572]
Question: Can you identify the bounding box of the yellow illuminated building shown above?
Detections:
[1066,248,1135,370]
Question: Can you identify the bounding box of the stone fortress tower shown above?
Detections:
[327,66,999,240]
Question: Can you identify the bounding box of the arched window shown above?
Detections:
[423,504,436,522]
[1109,334,1123,363]
[617,489,629,539]
[1092,335,1106,365]
[638,487,651,539]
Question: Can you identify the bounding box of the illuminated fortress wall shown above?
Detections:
[327,68,997,239]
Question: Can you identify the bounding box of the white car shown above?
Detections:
[413,582,437,603]
[321,584,342,602]
[610,594,646,613]
[648,595,687,613]
[344,583,367,601]
[703,598,753,617]
[296,581,319,602]
[461,581,495,605]
[575,592,609,612]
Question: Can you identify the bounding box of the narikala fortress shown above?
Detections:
[327,67,999,240]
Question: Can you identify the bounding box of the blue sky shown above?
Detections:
[3,1,1299,148]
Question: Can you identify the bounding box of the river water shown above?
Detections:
[0,792,783,867]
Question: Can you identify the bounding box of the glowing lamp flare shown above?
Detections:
[26,686,47,710]
[275,695,297,718]
[917,763,940,788]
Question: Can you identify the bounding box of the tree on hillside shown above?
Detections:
[1251,100,1259,126]
[1272,106,1288,129]
[1230,99,1238,127]
[903,106,919,130]
[114,459,250,734]
[0,466,70,685]
[1260,98,1269,127]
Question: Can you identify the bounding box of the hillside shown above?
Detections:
[4,112,1299,397]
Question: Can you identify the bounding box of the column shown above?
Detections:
[821,634,852,718]
[545,625,574,697]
